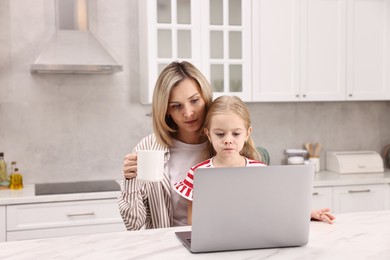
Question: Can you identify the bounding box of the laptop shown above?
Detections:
[175,164,315,253]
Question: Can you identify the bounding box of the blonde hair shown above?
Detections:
[152,61,213,147]
[202,95,260,161]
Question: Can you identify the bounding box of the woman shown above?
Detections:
[118,61,213,230]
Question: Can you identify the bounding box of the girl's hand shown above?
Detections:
[122,152,138,179]
[311,208,335,224]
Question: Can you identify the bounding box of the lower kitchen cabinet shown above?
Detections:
[311,187,333,210]
[5,199,126,241]
[312,184,390,214]
[0,206,5,242]
[332,184,388,213]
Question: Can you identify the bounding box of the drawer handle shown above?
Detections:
[312,192,319,196]
[67,212,95,217]
[348,189,371,193]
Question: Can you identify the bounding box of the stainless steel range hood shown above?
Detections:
[31,0,122,74]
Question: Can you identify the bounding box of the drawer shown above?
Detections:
[312,187,333,210]
[333,184,387,213]
[7,199,122,231]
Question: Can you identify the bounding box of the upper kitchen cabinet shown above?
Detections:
[346,0,390,100]
[140,0,390,103]
[253,0,390,102]
[200,0,252,101]
[139,0,202,104]
[252,0,347,102]
[300,0,347,101]
[139,0,252,104]
[252,0,300,101]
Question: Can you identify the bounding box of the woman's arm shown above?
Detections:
[118,134,171,230]
[118,177,148,230]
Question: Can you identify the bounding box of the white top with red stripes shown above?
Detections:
[174,157,266,201]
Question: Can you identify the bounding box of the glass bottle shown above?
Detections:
[10,168,23,190]
[0,152,8,183]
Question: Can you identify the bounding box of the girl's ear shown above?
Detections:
[204,128,211,142]
[246,126,253,141]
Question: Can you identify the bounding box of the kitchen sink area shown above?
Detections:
[34,180,120,195]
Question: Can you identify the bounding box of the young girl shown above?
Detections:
[174,95,335,225]
[174,95,266,224]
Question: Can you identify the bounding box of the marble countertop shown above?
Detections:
[0,210,389,259]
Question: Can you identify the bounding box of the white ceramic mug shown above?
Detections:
[137,150,165,181]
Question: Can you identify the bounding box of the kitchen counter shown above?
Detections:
[0,210,389,259]
[314,170,390,187]
[0,183,121,205]
[1,171,390,205]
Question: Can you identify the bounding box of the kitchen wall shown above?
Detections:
[0,0,389,184]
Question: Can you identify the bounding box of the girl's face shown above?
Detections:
[205,112,252,159]
[167,78,206,143]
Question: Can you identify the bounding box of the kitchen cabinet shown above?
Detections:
[140,0,390,103]
[332,184,387,213]
[313,170,390,214]
[5,198,125,241]
[139,0,252,103]
[299,0,347,101]
[346,0,390,100]
[0,206,5,242]
[251,0,300,101]
[253,0,390,102]
[311,187,333,210]
[253,0,345,102]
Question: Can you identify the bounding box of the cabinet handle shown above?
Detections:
[67,212,95,217]
[348,189,371,193]
[312,192,319,196]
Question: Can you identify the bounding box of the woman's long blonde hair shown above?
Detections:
[152,61,213,147]
[202,95,261,161]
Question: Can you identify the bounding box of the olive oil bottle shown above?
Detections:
[0,152,8,183]
[10,167,23,190]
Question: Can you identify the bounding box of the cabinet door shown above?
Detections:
[346,0,390,100]
[201,0,252,101]
[300,0,346,101]
[139,0,202,104]
[139,0,251,104]
[0,206,5,242]
[312,187,333,210]
[333,184,387,213]
[252,0,300,101]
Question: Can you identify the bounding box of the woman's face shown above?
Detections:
[167,78,206,143]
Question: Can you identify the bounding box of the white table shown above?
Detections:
[0,210,389,259]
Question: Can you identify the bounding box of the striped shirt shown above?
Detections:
[174,157,266,201]
[117,134,171,230]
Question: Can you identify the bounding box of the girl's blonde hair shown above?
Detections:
[152,61,213,147]
[202,95,261,161]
